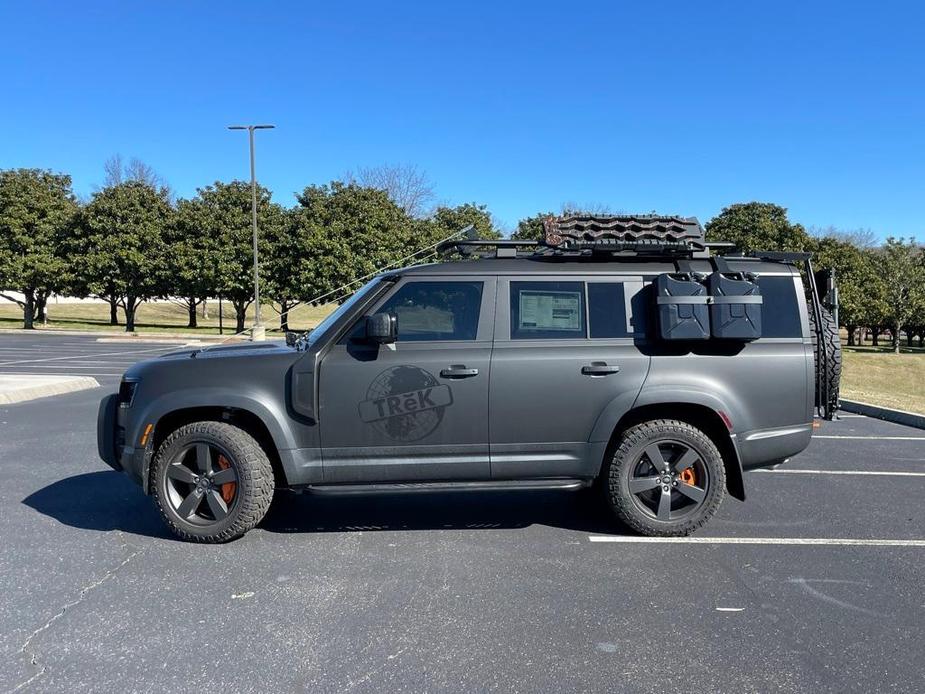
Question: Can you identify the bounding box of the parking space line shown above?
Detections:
[813,435,925,441]
[588,536,925,546]
[754,469,925,477]
[0,345,174,366]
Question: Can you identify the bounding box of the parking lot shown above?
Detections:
[1,333,923,693]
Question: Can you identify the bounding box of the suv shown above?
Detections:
[97,215,841,542]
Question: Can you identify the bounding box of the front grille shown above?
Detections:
[118,380,138,407]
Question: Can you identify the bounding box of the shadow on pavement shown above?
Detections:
[22,470,169,539]
[262,487,623,535]
[24,472,625,538]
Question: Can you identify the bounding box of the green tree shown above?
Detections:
[511,211,556,241]
[177,181,286,333]
[0,169,78,328]
[810,234,878,345]
[875,237,925,353]
[289,182,422,308]
[427,203,501,241]
[70,181,173,332]
[169,199,224,328]
[706,202,811,252]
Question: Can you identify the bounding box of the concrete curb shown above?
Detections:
[840,399,925,430]
[0,375,100,405]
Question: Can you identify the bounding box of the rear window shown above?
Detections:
[757,275,802,338]
[588,283,632,338]
[510,281,586,339]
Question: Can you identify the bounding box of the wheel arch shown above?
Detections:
[602,402,745,501]
[146,406,286,494]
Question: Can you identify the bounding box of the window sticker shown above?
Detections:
[519,290,582,331]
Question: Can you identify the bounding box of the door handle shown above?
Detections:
[440,365,479,379]
[581,362,620,376]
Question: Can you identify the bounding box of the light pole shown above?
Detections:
[228,124,275,333]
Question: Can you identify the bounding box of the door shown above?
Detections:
[489,276,650,479]
[318,276,496,483]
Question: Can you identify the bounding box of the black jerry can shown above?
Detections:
[655,273,710,340]
[708,272,762,340]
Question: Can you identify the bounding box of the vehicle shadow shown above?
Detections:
[24,471,627,538]
[22,470,170,539]
[261,486,624,535]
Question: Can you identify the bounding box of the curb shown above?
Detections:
[839,399,925,430]
[0,376,100,405]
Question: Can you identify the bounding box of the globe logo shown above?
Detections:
[357,365,453,442]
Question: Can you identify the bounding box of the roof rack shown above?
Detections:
[438,215,737,260]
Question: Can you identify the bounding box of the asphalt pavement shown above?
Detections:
[0,333,923,693]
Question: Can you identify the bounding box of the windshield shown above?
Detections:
[305,278,383,347]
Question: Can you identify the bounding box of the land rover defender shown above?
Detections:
[97,215,841,542]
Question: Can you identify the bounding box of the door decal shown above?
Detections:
[358,365,453,441]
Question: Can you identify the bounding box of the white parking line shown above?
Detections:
[0,345,174,366]
[588,536,925,546]
[813,435,925,441]
[754,469,925,477]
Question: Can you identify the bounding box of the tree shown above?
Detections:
[706,202,811,252]
[343,163,435,218]
[289,182,423,309]
[810,234,877,346]
[511,211,556,241]
[103,154,169,192]
[875,237,925,354]
[169,199,224,328]
[178,181,286,333]
[427,203,501,242]
[70,181,173,331]
[0,169,78,328]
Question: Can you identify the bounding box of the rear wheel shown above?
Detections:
[151,421,274,543]
[604,419,725,536]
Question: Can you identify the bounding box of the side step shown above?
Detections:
[304,479,592,495]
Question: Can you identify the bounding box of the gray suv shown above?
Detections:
[98,216,840,542]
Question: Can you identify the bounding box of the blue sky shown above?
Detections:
[1,1,923,237]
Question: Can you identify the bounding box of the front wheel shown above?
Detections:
[151,421,275,543]
[604,419,725,536]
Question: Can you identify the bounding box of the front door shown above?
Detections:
[318,276,496,483]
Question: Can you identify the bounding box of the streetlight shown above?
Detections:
[228,123,275,334]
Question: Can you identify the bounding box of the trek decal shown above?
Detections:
[358,365,453,442]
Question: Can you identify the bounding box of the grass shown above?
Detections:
[841,344,925,414]
[0,299,337,336]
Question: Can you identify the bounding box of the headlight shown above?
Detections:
[118,380,138,407]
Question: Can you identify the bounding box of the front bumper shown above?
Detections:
[96,394,121,471]
[97,394,147,488]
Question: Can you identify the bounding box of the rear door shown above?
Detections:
[318,276,496,483]
[489,275,650,479]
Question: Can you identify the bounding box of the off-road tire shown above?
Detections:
[151,421,274,543]
[604,419,725,536]
[808,302,842,411]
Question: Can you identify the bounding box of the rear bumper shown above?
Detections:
[736,423,813,470]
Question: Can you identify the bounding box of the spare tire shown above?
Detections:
[807,301,842,415]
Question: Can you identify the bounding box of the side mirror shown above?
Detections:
[365,313,397,344]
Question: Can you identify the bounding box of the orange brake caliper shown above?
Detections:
[216,455,237,504]
[679,467,698,486]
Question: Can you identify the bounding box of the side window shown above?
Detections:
[757,276,802,338]
[588,282,631,338]
[510,281,586,339]
[377,281,483,341]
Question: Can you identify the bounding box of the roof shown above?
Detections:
[400,256,795,277]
